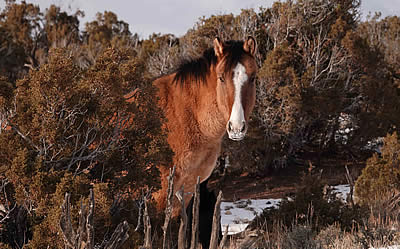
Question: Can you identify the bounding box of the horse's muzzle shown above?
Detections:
[226,120,247,141]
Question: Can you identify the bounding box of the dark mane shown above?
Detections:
[173,40,246,86]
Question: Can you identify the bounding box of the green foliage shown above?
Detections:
[355,132,400,204]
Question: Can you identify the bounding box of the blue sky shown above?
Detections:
[0,0,399,38]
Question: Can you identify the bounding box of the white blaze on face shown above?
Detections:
[227,63,248,139]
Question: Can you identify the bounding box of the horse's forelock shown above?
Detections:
[173,40,247,86]
[222,40,246,77]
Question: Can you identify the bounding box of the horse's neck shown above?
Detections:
[161,73,227,141]
[193,80,227,140]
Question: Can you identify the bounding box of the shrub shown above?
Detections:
[0,47,171,248]
[251,171,367,233]
[355,132,400,204]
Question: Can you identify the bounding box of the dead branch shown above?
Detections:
[162,166,176,249]
[189,176,200,249]
[60,193,76,248]
[103,221,130,249]
[176,187,187,249]
[218,225,229,249]
[60,189,129,249]
[86,190,95,248]
[0,178,17,224]
[345,165,355,207]
[134,188,152,232]
[76,199,88,248]
[142,194,152,249]
[209,191,223,249]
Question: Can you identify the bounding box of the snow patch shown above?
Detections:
[220,199,281,235]
[331,184,351,202]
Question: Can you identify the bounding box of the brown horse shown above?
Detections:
[152,36,258,215]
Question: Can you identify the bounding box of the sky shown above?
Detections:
[0,0,399,38]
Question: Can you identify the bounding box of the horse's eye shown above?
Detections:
[249,75,256,83]
[218,76,225,83]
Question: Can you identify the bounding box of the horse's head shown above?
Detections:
[214,37,257,141]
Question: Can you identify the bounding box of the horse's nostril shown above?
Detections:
[228,121,233,132]
[241,122,246,133]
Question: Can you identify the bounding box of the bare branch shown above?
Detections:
[345,165,355,207]
[177,187,187,249]
[103,221,130,249]
[86,189,95,248]
[162,166,175,249]
[60,193,77,248]
[209,191,223,249]
[217,225,229,249]
[143,194,152,249]
[0,179,17,224]
[189,176,200,249]
[60,191,129,249]
[9,125,40,152]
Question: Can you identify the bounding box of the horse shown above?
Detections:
[152,36,258,218]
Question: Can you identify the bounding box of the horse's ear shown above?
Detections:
[244,36,257,56]
[213,37,224,58]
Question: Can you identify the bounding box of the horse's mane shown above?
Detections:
[173,40,246,86]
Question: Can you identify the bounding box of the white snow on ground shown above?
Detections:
[220,199,281,235]
[331,184,350,202]
[220,184,352,235]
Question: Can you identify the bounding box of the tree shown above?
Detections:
[357,14,400,88]
[0,0,43,81]
[82,11,136,64]
[0,47,171,248]
[43,5,82,48]
[253,0,400,169]
[142,33,180,77]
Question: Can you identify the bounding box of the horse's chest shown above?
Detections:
[178,144,221,182]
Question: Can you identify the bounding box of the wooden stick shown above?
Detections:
[177,187,187,249]
[209,191,223,249]
[104,221,130,249]
[77,200,87,248]
[162,166,176,249]
[345,165,354,207]
[217,224,229,249]
[143,195,152,249]
[60,190,129,249]
[60,193,76,248]
[86,189,95,249]
[190,176,200,249]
